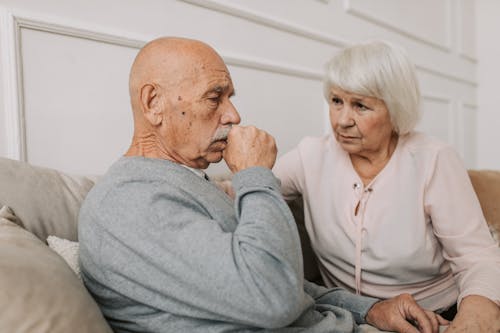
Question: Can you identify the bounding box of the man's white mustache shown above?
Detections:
[211,125,232,143]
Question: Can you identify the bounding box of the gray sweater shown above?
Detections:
[78,157,377,333]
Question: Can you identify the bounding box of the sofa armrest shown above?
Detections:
[468,170,500,239]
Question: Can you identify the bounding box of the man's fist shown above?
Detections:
[223,125,277,173]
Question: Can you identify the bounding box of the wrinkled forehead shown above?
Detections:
[179,56,234,94]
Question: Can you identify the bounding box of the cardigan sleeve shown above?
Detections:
[424,146,500,306]
[273,147,304,201]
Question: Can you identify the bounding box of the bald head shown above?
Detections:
[125,37,240,166]
[129,37,226,114]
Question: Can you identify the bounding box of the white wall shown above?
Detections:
[0,0,479,175]
[476,0,500,169]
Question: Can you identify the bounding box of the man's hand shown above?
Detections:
[223,125,277,173]
[365,293,449,333]
[443,295,500,333]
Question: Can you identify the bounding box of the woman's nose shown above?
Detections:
[338,107,355,127]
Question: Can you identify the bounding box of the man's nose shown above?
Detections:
[221,100,241,125]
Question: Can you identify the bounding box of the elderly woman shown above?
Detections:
[273,41,500,332]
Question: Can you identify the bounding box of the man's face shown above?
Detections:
[159,55,241,169]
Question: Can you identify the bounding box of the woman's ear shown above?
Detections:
[140,83,163,126]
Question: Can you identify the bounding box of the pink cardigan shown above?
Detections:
[274,132,500,311]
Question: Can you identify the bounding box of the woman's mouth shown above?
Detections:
[339,134,358,140]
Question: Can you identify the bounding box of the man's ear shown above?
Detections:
[140,83,163,126]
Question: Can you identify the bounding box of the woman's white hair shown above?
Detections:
[323,40,420,135]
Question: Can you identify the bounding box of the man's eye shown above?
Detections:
[208,97,220,105]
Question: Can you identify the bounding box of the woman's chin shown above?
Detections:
[338,142,361,154]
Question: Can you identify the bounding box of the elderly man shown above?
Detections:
[79,37,440,333]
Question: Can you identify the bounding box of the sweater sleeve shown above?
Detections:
[424,146,500,306]
[303,280,378,325]
[93,167,311,329]
[273,147,304,201]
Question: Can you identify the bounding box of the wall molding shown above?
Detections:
[456,0,478,64]
[13,12,324,82]
[421,93,455,146]
[421,93,451,104]
[2,11,147,161]
[461,102,478,110]
[181,0,477,87]
[15,18,146,50]
[0,9,22,160]
[0,6,477,165]
[180,0,349,48]
[344,0,452,53]
[1,9,328,161]
[456,101,478,166]
[223,54,322,81]
[416,65,477,87]
[459,52,478,64]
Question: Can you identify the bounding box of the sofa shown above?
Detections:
[0,157,499,333]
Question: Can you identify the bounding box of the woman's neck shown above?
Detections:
[350,134,399,186]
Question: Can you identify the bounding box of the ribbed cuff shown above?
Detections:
[232,167,281,193]
[315,287,379,325]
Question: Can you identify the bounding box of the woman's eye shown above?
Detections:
[354,102,368,111]
[331,97,342,105]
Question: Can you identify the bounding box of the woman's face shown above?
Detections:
[328,87,394,158]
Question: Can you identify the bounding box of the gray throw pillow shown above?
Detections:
[0,157,95,241]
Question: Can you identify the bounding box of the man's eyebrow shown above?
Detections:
[203,85,235,97]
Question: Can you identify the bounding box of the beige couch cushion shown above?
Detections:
[0,157,95,241]
[468,170,500,236]
[0,206,112,333]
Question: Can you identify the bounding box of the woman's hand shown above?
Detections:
[443,295,500,333]
[214,179,235,199]
[366,293,449,333]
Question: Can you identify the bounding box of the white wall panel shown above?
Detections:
[0,0,481,174]
[20,28,137,175]
[457,0,477,62]
[208,65,325,175]
[0,31,6,157]
[173,0,341,77]
[458,103,477,169]
[0,9,21,160]
[345,0,451,50]
[416,96,453,144]
[476,0,500,168]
